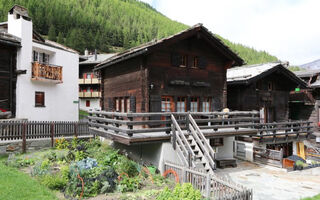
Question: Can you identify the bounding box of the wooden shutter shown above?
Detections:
[198,56,207,69]
[171,53,181,67]
[150,95,161,120]
[107,98,114,111]
[129,96,136,113]
[35,92,44,107]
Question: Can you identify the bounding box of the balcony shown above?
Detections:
[79,91,101,98]
[32,62,62,83]
[79,78,101,84]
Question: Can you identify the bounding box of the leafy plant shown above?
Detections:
[117,158,139,177]
[117,176,142,193]
[55,137,69,150]
[156,183,203,200]
[39,173,68,190]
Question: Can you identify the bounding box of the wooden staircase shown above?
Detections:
[171,114,216,174]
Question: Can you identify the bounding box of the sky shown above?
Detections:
[140,0,320,65]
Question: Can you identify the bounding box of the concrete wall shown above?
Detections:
[215,137,234,159]
[8,11,79,121]
[80,98,101,111]
[112,141,183,173]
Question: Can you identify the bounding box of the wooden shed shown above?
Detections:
[95,24,244,114]
[227,62,307,123]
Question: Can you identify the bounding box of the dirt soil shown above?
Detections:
[216,160,320,200]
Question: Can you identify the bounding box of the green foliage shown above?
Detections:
[117,176,141,193]
[39,173,68,190]
[55,137,69,150]
[48,25,56,41]
[6,154,35,168]
[57,32,64,44]
[117,158,139,177]
[302,194,320,200]
[156,183,203,200]
[288,66,303,72]
[295,160,304,167]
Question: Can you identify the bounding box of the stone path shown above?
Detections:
[216,160,320,200]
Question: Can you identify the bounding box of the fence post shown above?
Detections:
[51,123,54,147]
[172,123,176,150]
[186,112,190,133]
[74,123,78,138]
[166,115,171,134]
[22,123,26,153]
[182,166,186,183]
[280,148,284,168]
[205,173,211,198]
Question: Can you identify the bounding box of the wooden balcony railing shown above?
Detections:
[79,78,101,84]
[79,91,101,98]
[32,62,63,83]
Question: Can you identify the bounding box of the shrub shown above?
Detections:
[39,173,68,190]
[117,158,139,177]
[6,154,35,168]
[156,183,203,200]
[55,137,69,150]
[117,176,142,193]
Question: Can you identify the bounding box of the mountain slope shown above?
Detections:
[0,0,278,65]
[300,59,320,70]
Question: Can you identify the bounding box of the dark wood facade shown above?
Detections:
[227,64,307,123]
[97,25,243,114]
[0,42,19,116]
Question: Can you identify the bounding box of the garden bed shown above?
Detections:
[1,137,204,199]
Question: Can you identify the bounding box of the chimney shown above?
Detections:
[94,49,97,61]
[84,49,88,56]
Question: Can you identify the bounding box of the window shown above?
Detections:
[161,96,173,112]
[202,97,212,112]
[86,73,92,79]
[176,97,187,112]
[210,138,223,147]
[180,55,188,67]
[86,100,90,107]
[35,92,45,107]
[190,97,199,112]
[32,50,50,64]
[193,56,199,68]
[115,97,130,112]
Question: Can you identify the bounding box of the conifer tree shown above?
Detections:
[48,25,56,42]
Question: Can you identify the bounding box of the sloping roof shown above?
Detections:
[294,69,320,78]
[9,5,30,20]
[36,39,78,54]
[310,80,320,88]
[227,62,307,88]
[95,24,244,71]
[80,53,116,65]
[0,31,21,47]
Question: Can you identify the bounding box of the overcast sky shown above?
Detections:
[140,0,320,65]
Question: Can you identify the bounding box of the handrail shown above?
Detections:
[171,114,195,167]
[188,114,216,170]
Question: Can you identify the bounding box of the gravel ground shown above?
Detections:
[216,160,320,200]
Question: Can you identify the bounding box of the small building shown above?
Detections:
[79,52,115,111]
[0,5,79,120]
[227,62,309,162]
[227,62,307,123]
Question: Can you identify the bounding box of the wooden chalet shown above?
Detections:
[95,24,244,114]
[0,31,21,118]
[227,62,307,123]
[227,62,310,159]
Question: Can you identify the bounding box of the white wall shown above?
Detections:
[215,137,235,159]
[8,12,79,121]
[80,99,101,111]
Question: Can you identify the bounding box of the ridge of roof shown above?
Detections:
[95,24,244,71]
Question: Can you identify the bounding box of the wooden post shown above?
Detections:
[22,123,26,153]
[182,166,186,183]
[74,123,78,138]
[128,116,133,136]
[186,113,190,133]
[205,173,211,198]
[115,116,119,134]
[51,123,54,147]
[172,124,176,150]
[166,115,170,134]
[188,151,192,167]
[280,148,284,168]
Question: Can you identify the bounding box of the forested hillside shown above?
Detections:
[0,0,278,65]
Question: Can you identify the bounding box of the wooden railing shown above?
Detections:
[0,121,90,152]
[253,146,283,168]
[88,111,260,137]
[32,62,63,83]
[79,91,101,98]
[163,161,253,200]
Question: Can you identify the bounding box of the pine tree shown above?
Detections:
[48,25,57,42]
[57,32,64,44]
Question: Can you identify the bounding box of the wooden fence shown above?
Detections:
[0,121,90,152]
[163,161,253,200]
[253,146,283,168]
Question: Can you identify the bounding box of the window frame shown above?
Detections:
[202,97,212,112]
[35,91,45,107]
[176,97,187,112]
[86,100,90,107]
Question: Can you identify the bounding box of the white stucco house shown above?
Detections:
[0,5,79,121]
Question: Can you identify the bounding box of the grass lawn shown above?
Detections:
[303,194,320,200]
[0,161,58,200]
